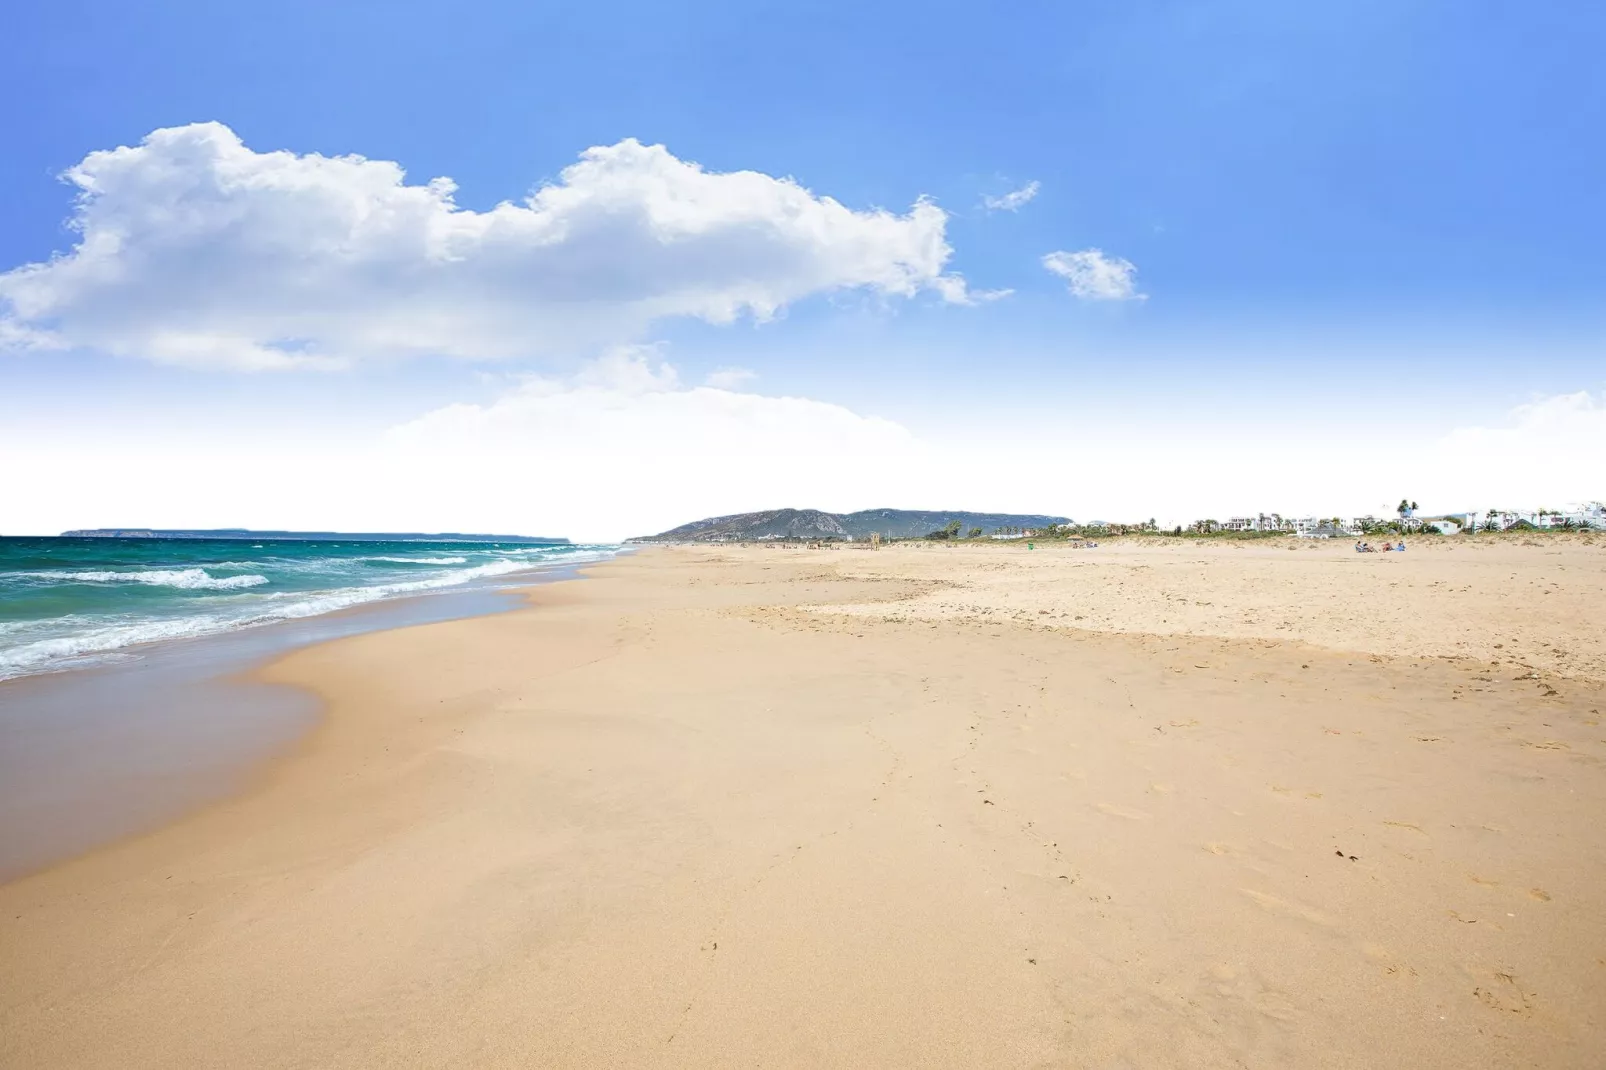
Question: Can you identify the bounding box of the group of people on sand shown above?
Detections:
[1355,540,1405,553]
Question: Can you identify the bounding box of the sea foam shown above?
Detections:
[0,539,616,682]
[0,553,611,682]
[17,568,270,590]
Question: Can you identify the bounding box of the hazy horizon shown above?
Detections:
[2,2,1601,543]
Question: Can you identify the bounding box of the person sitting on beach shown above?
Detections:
[1397,540,1406,551]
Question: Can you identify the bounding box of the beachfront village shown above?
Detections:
[1187,501,1606,537]
[954,501,1606,542]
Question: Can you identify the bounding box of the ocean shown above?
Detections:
[0,536,614,682]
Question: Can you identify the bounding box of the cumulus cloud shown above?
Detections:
[0,123,971,370]
[1041,248,1145,301]
[982,180,1040,212]
[0,319,60,352]
[1422,391,1606,508]
[377,348,929,538]
[704,366,757,389]
[368,382,1600,539]
[1445,389,1606,445]
[4,373,1601,540]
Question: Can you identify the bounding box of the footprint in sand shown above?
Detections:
[1471,970,1536,1016]
[1199,964,1300,1027]
[1383,820,1428,835]
[1242,888,1335,928]
[1095,802,1150,820]
[1528,888,1552,901]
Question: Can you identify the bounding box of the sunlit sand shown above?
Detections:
[3,537,1602,1067]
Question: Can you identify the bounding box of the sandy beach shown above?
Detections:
[3,537,1603,1068]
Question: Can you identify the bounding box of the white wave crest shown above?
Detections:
[15,568,270,590]
[0,552,613,682]
[255,557,536,610]
[369,556,468,565]
[0,616,224,681]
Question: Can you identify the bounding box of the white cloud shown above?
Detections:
[982,180,1040,212]
[3,365,1599,541]
[376,350,930,538]
[1041,248,1145,301]
[0,349,925,540]
[1422,391,1606,509]
[0,123,971,370]
[704,366,757,389]
[0,318,63,352]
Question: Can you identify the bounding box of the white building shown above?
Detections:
[1220,513,1301,532]
[1462,503,1606,531]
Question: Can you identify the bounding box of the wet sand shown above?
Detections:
[3,538,1603,1068]
[0,584,537,882]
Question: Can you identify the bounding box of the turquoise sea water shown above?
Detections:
[0,537,613,682]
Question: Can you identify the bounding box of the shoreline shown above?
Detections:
[4,543,1602,1068]
[0,558,602,882]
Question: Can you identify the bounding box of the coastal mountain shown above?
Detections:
[629,508,1071,543]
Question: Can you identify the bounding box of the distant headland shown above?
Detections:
[58,528,571,545]
[628,508,1071,543]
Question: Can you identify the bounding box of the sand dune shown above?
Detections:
[3,539,1602,1068]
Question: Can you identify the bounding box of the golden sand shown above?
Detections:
[3,538,1603,1067]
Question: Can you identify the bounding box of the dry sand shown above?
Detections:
[3,537,1603,1068]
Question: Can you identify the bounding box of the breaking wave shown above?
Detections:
[0,545,616,682]
[16,568,270,590]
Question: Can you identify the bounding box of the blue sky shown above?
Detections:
[1,1,1602,537]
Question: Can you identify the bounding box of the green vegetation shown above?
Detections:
[881,506,1597,547]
